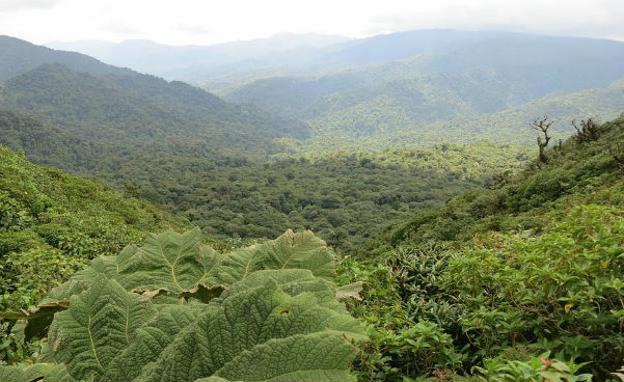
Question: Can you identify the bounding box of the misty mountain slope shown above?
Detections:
[388,79,624,146]
[47,33,351,81]
[224,32,624,143]
[418,34,624,112]
[45,30,506,87]
[319,29,501,65]
[0,35,132,81]
[0,37,310,158]
[2,64,309,141]
[267,79,624,155]
[44,30,525,84]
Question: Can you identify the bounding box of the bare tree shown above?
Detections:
[572,118,600,143]
[532,116,553,164]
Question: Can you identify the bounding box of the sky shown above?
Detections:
[0,0,623,45]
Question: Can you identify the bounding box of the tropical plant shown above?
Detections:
[0,228,365,381]
[472,353,593,382]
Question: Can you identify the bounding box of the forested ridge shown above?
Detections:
[0,31,624,382]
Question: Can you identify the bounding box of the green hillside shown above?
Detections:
[244,78,624,154]
[0,35,132,81]
[0,145,185,314]
[1,63,309,159]
[224,33,624,151]
[0,37,310,162]
[339,116,624,381]
[380,80,624,148]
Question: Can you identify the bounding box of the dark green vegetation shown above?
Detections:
[137,142,528,252]
[0,107,526,252]
[338,117,624,381]
[0,146,184,313]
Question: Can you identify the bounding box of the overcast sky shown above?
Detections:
[1,0,622,45]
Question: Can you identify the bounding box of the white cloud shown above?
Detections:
[0,0,622,45]
[0,0,62,11]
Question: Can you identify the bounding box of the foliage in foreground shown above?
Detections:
[0,145,184,312]
[340,206,624,380]
[472,353,592,382]
[339,117,624,381]
[0,229,364,381]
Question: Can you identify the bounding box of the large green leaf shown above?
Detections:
[107,304,205,381]
[48,277,156,381]
[135,280,362,382]
[116,229,224,294]
[215,230,336,285]
[201,333,358,382]
[220,269,345,312]
[10,229,336,316]
[1,229,363,382]
[0,363,74,382]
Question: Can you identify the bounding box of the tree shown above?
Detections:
[532,116,553,164]
[572,118,600,143]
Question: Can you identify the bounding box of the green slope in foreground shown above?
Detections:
[0,145,185,312]
[340,116,624,381]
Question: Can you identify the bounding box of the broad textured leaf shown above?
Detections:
[136,280,363,382]
[18,229,363,382]
[115,229,224,294]
[215,230,336,284]
[33,229,335,306]
[221,269,345,312]
[107,304,205,381]
[49,277,156,381]
[0,364,74,382]
[208,333,358,382]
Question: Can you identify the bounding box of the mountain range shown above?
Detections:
[0,35,309,163]
[44,30,624,149]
